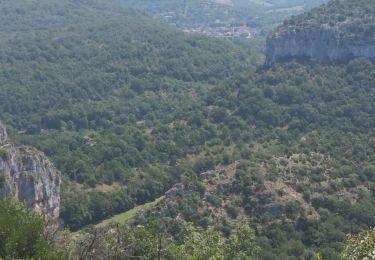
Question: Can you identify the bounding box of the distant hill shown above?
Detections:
[120,0,328,34]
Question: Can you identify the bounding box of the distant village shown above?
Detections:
[160,5,262,39]
[183,25,260,39]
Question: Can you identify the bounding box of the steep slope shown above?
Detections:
[0,123,61,225]
[0,0,262,230]
[266,0,375,64]
[0,0,374,258]
[116,1,375,259]
[0,0,255,130]
[132,60,375,259]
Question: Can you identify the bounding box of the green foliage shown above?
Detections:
[180,227,226,259]
[162,222,259,259]
[280,0,375,41]
[343,228,375,259]
[153,57,375,258]
[62,220,259,259]
[224,224,260,259]
[0,199,53,259]
[1,0,375,258]
[0,0,261,230]
[0,0,257,130]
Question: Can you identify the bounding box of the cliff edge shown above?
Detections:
[0,123,61,225]
[266,0,375,64]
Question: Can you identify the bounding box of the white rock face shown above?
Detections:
[0,123,61,225]
[266,25,375,65]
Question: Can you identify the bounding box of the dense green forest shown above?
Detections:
[0,0,261,230]
[0,0,375,259]
[281,0,375,40]
[0,0,258,130]
[147,58,375,259]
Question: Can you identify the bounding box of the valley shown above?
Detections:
[0,0,374,259]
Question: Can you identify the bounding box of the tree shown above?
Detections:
[342,228,375,260]
[173,223,260,260]
[181,227,225,260]
[224,224,260,260]
[0,198,53,259]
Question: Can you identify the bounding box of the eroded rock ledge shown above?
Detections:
[0,122,61,225]
[266,25,375,65]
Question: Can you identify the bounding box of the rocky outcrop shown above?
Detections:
[0,122,61,225]
[266,25,375,65]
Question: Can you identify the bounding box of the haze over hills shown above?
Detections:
[120,0,328,38]
[0,0,375,259]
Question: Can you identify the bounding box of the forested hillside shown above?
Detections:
[169,58,375,259]
[89,0,375,258]
[282,0,375,38]
[0,0,374,259]
[0,0,257,130]
[0,0,261,230]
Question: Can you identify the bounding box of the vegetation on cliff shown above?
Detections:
[281,0,375,40]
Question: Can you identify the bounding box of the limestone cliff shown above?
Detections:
[266,0,375,65]
[0,123,61,225]
[266,24,375,65]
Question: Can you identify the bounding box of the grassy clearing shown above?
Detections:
[95,196,165,227]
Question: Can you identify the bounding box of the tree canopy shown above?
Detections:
[0,199,53,259]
